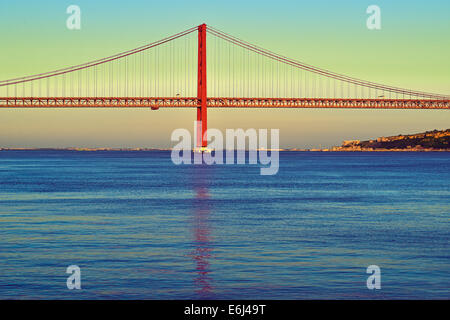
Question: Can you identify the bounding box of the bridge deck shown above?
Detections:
[0,97,449,109]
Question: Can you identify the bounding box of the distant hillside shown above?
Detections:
[331,129,450,151]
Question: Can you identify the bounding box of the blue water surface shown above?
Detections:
[0,150,448,299]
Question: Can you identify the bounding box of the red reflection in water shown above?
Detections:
[190,169,214,297]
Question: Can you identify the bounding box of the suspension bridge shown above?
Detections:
[0,24,448,149]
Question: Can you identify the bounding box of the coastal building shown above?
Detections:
[342,140,360,146]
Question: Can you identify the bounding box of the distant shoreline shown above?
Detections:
[323,128,450,152]
[2,129,449,152]
[1,148,449,152]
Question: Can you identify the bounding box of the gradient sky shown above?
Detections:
[0,0,449,148]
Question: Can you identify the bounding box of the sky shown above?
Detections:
[0,0,449,148]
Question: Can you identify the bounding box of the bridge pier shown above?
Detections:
[196,23,208,152]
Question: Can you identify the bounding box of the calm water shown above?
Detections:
[0,150,448,299]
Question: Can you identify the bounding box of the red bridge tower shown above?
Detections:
[196,23,208,151]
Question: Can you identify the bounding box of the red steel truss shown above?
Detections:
[0,97,448,109]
